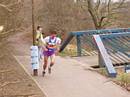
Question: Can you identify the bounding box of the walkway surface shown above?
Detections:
[15,55,130,97]
[9,31,130,97]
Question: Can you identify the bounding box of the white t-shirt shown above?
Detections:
[44,36,61,46]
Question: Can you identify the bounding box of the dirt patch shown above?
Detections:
[92,65,130,92]
[0,34,45,97]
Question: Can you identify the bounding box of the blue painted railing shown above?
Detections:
[60,28,130,77]
[93,35,117,77]
[100,32,130,58]
[60,28,130,54]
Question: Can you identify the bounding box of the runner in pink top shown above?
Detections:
[42,30,61,76]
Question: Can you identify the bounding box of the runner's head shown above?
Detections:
[50,30,57,38]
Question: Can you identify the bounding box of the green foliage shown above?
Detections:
[116,73,130,87]
[59,48,77,57]
[98,68,108,76]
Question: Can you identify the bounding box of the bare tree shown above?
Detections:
[0,0,23,38]
[37,0,92,38]
[116,1,130,28]
[0,3,12,12]
[77,0,127,29]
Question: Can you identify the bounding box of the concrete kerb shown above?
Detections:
[13,55,48,97]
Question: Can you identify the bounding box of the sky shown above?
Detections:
[74,0,130,3]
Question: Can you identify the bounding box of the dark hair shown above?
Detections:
[37,25,41,30]
[50,30,57,34]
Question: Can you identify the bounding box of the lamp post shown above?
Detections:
[31,0,39,76]
[31,0,35,45]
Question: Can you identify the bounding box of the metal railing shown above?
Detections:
[60,28,130,77]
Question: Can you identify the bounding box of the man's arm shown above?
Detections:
[42,36,49,51]
[56,38,62,52]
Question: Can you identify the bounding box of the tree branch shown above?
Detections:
[108,0,111,13]
[7,0,23,7]
[87,0,99,29]
[3,94,36,97]
[0,4,12,12]
[111,0,126,11]
[0,69,12,73]
[95,0,101,10]
[0,81,21,88]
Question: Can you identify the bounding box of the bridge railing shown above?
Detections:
[93,32,130,77]
[60,28,130,56]
[60,28,130,77]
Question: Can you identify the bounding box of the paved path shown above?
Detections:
[15,55,130,97]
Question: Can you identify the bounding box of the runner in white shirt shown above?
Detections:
[42,30,61,76]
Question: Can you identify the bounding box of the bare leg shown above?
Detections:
[43,56,48,76]
[48,54,55,74]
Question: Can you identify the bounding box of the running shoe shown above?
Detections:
[42,71,46,77]
[48,67,51,74]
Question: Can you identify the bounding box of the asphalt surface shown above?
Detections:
[15,55,130,97]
